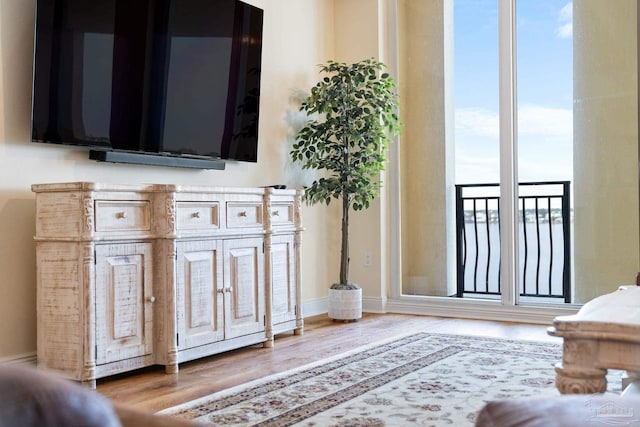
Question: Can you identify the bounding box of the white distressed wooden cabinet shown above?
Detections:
[32,182,303,387]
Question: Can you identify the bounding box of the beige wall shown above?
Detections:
[0,0,386,359]
[573,0,639,303]
[398,0,452,296]
[333,0,386,298]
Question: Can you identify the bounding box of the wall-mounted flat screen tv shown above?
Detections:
[31,0,263,169]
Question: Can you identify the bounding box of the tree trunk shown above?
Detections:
[339,192,349,285]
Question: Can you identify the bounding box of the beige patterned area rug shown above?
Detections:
[160,333,621,426]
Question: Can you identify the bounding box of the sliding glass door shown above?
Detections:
[396,0,638,306]
[515,1,573,304]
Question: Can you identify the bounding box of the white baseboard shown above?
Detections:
[0,352,36,365]
[301,297,388,322]
[362,296,387,313]
[302,296,388,317]
[301,298,328,317]
[383,297,578,325]
[303,295,578,325]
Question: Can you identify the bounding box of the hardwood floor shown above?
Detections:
[97,313,560,413]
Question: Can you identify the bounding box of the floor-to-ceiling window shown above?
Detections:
[453,0,502,302]
[514,1,573,304]
[394,0,638,313]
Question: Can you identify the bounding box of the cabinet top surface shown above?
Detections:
[32,182,299,196]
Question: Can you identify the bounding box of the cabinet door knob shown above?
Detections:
[116,211,127,219]
[217,288,225,294]
[192,211,200,219]
[225,287,233,293]
[146,296,156,303]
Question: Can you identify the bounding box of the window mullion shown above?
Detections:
[498,0,519,306]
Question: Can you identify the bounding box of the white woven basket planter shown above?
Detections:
[328,287,362,320]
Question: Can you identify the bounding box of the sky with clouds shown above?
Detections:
[454,0,573,184]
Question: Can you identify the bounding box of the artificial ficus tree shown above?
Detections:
[291,59,401,289]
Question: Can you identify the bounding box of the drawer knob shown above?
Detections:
[272,210,280,216]
[116,211,127,219]
[146,296,156,303]
[239,211,247,217]
[192,211,201,219]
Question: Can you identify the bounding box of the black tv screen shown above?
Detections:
[31,0,263,167]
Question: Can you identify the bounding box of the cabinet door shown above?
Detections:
[224,237,265,339]
[176,240,224,349]
[95,243,153,365]
[270,234,297,325]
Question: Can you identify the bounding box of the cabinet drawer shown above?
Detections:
[269,203,294,226]
[176,202,220,231]
[226,202,263,228]
[95,201,151,233]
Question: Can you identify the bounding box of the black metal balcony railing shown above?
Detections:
[455,181,571,303]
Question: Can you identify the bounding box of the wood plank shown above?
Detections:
[97,313,559,413]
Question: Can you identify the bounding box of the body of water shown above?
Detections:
[461,221,569,298]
